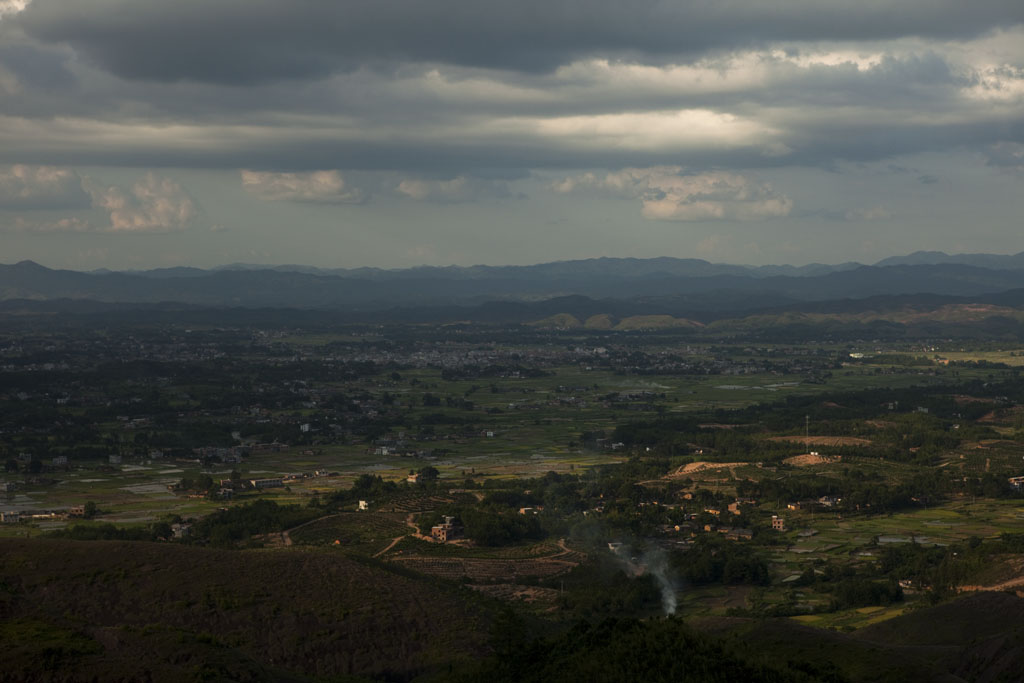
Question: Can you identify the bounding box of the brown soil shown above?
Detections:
[674,461,750,476]
[783,453,841,467]
[389,538,583,582]
[954,395,999,404]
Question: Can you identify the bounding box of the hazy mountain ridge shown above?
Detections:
[7,255,1024,320]
[106,250,1024,281]
[874,250,1024,269]
[147,256,866,280]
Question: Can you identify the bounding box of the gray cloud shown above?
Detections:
[15,0,1024,83]
[1,1,1023,272]
[0,215,92,233]
[2,4,1022,178]
[985,142,1024,170]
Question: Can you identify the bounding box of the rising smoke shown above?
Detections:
[642,547,678,615]
[609,542,678,615]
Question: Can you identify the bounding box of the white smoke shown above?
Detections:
[641,547,678,615]
[609,541,678,615]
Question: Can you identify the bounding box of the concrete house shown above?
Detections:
[431,516,463,542]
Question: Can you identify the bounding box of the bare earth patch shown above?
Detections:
[674,461,750,476]
[783,453,842,467]
[960,557,1024,596]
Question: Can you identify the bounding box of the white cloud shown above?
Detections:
[551,167,793,221]
[499,109,778,155]
[0,170,198,233]
[0,165,89,209]
[240,170,366,203]
[0,0,30,19]
[86,172,196,232]
[396,176,516,203]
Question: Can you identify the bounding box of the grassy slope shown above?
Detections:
[0,538,492,682]
[705,591,1024,683]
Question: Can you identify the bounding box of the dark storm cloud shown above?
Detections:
[0,42,73,89]
[16,0,1024,84]
[0,0,1019,182]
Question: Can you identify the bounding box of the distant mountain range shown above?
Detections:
[873,250,1024,269]
[6,252,1024,326]
[110,250,1024,280]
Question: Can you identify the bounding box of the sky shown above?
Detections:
[0,0,1023,271]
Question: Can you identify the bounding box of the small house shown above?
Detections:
[431,516,462,542]
[249,478,283,489]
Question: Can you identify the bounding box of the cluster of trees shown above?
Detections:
[829,578,903,610]
[189,500,321,547]
[419,504,545,546]
[48,522,167,542]
[670,537,770,586]
[548,559,664,619]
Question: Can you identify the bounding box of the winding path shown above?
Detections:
[281,513,341,547]
[373,513,431,557]
[960,575,1024,593]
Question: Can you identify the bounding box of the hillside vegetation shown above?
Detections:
[0,539,491,682]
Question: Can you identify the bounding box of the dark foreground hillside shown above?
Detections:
[5,538,1024,683]
[0,537,826,683]
[0,539,491,682]
[707,591,1024,683]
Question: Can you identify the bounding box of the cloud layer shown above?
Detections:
[553,168,792,221]
[241,170,366,203]
[87,173,196,232]
[14,1,1024,82]
[1,1,1023,268]
[0,166,196,233]
[0,2,1019,176]
[0,164,89,209]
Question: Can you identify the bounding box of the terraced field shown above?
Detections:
[379,495,454,513]
[288,512,410,554]
[469,583,561,604]
[385,538,585,581]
